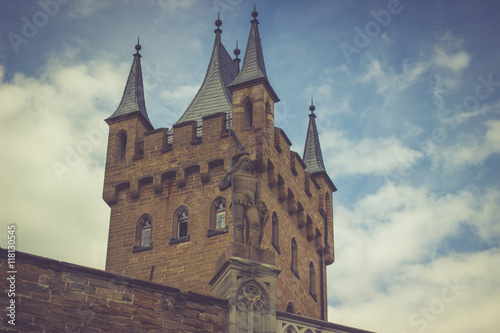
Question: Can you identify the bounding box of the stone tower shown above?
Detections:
[102,9,336,321]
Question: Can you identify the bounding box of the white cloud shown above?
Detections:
[433,47,470,72]
[328,183,500,333]
[357,59,427,97]
[321,131,421,177]
[64,0,109,18]
[433,118,500,171]
[0,53,129,269]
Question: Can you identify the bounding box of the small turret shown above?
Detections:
[303,98,325,174]
[106,38,153,130]
[227,5,279,103]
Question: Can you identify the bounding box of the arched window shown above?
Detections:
[133,214,153,252]
[244,100,253,127]
[309,262,317,300]
[214,198,226,229]
[118,131,127,161]
[170,206,190,244]
[291,238,299,278]
[286,302,295,314]
[208,197,229,237]
[177,208,188,237]
[271,212,280,253]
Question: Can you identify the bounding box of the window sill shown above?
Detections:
[207,225,228,237]
[272,244,281,254]
[169,234,190,245]
[292,267,300,279]
[133,243,153,253]
[310,292,317,302]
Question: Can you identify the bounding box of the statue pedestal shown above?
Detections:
[210,242,280,332]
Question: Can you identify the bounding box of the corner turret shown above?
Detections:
[106,38,153,130]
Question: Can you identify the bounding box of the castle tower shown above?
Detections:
[102,9,336,321]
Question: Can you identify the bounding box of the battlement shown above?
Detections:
[104,113,331,223]
[103,108,334,269]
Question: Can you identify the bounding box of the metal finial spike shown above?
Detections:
[234,40,240,57]
[252,3,258,18]
[135,36,141,52]
[215,11,222,28]
[309,98,316,113]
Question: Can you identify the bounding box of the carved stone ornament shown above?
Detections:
[236,282,269,333]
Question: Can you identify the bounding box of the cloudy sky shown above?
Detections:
[1,0,499,332]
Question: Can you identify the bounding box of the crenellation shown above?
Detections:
[201,112,227,141]
[172,120,199,148]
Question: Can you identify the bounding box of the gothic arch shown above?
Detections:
[172,205,189,239]
[236,281,270,333]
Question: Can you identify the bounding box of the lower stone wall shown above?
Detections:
[0,248,227,332]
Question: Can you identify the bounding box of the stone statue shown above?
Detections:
[219,155,269,247]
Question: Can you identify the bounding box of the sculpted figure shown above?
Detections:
[219,155,268,247]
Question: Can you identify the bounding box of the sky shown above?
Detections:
[1,0,499,332]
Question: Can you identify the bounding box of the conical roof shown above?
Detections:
[228,8,279,102]
[176,19,238,127]
[303,103,326,174]
[106,41,153,130]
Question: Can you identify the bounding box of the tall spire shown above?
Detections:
[106,39,153,130]
[303,99,326,174]
[228,6,279,102]
[176,15,238,127]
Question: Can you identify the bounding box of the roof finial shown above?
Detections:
[215,12,222,34]
[309,98,316,113]
[215,12,222,28]
[252,3,258,19]
[135,36,141,53]
[234,40,240,58]
[234,40,241,72]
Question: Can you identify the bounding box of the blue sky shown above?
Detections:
[1,1,499,332]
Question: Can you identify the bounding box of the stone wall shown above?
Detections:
[0,249,227,332]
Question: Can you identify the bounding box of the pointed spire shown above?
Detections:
[176,15,239,128]
[106,39,153,130]
[303,98,326,174]
[228,5,279,102]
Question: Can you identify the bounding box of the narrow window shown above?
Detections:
[291,238,299,277]
[309,262,317,300]
[215,199,226,229]
[286,302,295,313]
[141,218,152,246]
[170,206,190,244]
[208,197,229,237]
[178,208,188,238]
[134,214,153,252]
[271,212,280,253]
[118,131,127,161]
[244,100,253,127]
